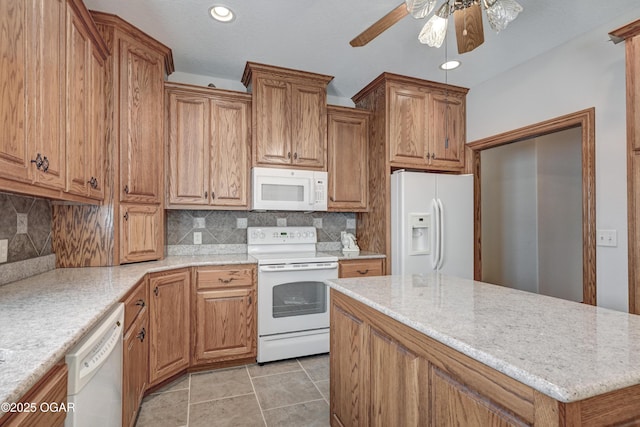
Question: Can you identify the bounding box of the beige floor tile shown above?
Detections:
[298,354,329,382]
[135,389,189,427]
[189,394,265,427]
[314,380,330,402]
[247,359,302,378]
[262,399,329,427]
[151,375,190,395]
[190,366,253,404]
[252,371,322,410]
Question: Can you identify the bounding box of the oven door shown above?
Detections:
[257,262,338,336]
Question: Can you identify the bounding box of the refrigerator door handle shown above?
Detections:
[432,198,440,270]
[437,198,445,270]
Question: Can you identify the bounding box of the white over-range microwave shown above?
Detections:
[251,167,328,211]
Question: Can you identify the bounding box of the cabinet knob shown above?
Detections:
[293,152,298,160]
[212,191,215,200]
[432,153,436,160]
[30,153,44,170]
[205,191,208,199]
[135,299,145,308]
[124,184,129,194]
[123,212,129,221]
[137,327,146,342]
[41,156,49,172]
[153,286,159,296]
[330,196,334,202]
[287,152,291,159]
[87,177,98,189]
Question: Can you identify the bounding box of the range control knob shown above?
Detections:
[259,232,265,239]
[297,232,301,238]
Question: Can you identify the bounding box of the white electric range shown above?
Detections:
[247,227,338,363]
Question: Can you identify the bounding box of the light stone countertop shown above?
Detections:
[322,250,386,260]
[0,254,256,405]
[326,273,640,403]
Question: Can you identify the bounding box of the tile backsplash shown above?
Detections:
[166,210,356,253]
[0,193,53,263]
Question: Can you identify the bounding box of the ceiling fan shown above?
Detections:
[350,0,523,54]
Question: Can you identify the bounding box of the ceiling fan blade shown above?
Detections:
[350,3,409,47]
[453,3,484,54]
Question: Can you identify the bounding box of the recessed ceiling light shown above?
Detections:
[210,5,235,23]
[440,60,461,70]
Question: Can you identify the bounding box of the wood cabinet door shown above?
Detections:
[253,78,291,166]
[120,204,163,264]
[291,83,326,168]
[149,269,190,385]
[167,91,210,206]
[0,0,30,184]
[210,97,251,208]
[122,308,148,427]
[388,85,429,167]
[88,47,105,200]
[327,107,369,211]
[119,37,164,204]
[330,299,367,427]
[193,287,255,363]
[430,92,465,170]
[27,0,66,191]
[65,8,91,197]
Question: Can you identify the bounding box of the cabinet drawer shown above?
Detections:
[196,265,255,290]
[122,278,148,332]
[339,259,384,278]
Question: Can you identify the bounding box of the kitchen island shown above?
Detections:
[327,274,640,426]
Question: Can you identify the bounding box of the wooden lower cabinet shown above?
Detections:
[149,269,190,385]
[192,265,257,365]
[331,290,640,426]
[0,363,68,427]
[122,278,149,427]
[338,258,384,278]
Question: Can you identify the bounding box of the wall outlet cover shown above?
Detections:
[237,218,248,229]
[313,218,323,229]
[193,232,202,245]
[0,239,8,263]
[277,218,287,227]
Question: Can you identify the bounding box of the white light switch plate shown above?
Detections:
[193,232,202,245]
[597,229,617,247]
[0,239,7,263]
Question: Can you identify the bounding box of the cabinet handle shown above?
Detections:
[137,327,146,342]
[123,212,129,221]
[218,277,235,284]
[153,286,159,296]
[293,152,298,160]
[124,184,129,194]
[248,295,252,304]
[135,299,145,308]
[287,152,291,159]
[88,177,98,189]
[41,156,49,172]
[212,191,215,200]
[205,191,208,199]
[30,153,44,170]
[330,196,334,202]
[357,269,370,275]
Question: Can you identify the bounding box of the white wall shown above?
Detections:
[536,128,583,303]
[467,9,640,312]
[481,140,539,293]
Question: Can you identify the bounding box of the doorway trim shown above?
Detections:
[466,108,596,305]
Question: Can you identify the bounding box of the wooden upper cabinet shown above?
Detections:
[0,0,107,201]
[119,36,165,204]
[166,83,251,209]
[430,91,466,170]
[388,84,430,166]
[120,203,163,264]
[242,62,333,170]
[327,106,370,211]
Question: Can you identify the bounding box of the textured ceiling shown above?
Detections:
[84,0,640,99]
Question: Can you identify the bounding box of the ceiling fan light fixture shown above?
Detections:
[484,0,522,33]
[209,5,235,23]
[405,0,437,19]
[418,2,450,47]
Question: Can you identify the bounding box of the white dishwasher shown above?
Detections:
[65,303,124,427]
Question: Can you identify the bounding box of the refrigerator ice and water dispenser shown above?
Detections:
[409,213,430,255]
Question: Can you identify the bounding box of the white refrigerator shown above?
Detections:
[391,170,474,278]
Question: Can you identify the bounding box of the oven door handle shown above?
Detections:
[259,262,339,273]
